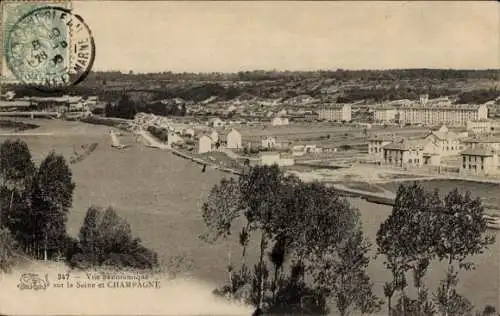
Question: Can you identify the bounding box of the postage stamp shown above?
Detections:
[1,0,95,90]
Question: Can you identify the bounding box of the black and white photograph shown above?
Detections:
[0,1,499,315]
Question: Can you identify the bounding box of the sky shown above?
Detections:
[73,1,499,73]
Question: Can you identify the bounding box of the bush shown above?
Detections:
[70,206,159,270]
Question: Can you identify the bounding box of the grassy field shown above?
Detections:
[2,118,497,314]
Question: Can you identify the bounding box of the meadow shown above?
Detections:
[1,118,498,314]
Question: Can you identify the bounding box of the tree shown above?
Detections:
[433,266,473,316]
[200,177,241,287]
[433,189,494,316]
[0,228,19,273]
[314,228,382,316]
[78,206,100,266]
[376,183,439,314]
[0,139,36,252]
[30,151,75,261]
[435,188,494,268]
[72,206,158,269]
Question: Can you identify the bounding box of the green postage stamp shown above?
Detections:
[1,0,95,90]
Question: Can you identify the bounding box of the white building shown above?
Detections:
[210,130,219,143]
[424,125,464,156]
[382,138,441,167]
[318,104,352,122]
[262,136,277,149]
[271,117,289,126]
[226,129,242,149]
[368,135,397,162]
[466,120,500,135]
[210,118,225,128]
[168,132,184,147]
[398,96,488,126]
[373,106,398,123]
[460,147,499,176]
[260,152,294,166]
[182,127,196,138]
[198,135,213,154]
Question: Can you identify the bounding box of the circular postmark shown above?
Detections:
[5,6,95,90]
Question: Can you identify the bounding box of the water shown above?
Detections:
[1,119,498,313]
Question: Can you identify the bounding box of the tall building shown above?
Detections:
[317,104,351,122]
[373,106,398,123]
[398,95,488,126]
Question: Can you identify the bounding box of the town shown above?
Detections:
[1,87,499,180]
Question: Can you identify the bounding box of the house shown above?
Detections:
[226,129,242,149]
[210,118,225,128]
[424,125,463,156]
[262,136,277,149]
[260,152,295,166]
[198,135,213,154]
[182,127,195,138]
[277,109,288,117]
[460,147,499,176]
[271,117,289,126]
[167,132,184,147]
[210,130,219,143]
[462,135,500,151]
[382,138,441,167]
[291,144,320,156]
[368,134,397,162]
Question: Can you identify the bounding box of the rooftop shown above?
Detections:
[460,147,496,156]
[383,138,432,151]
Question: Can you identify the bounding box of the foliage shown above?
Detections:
[0,228,19,273]
[202,165,379,315]
[313,228,382,316]
[433,266,474,316]
[72,206,159,270]
[435,188,495,267]
[30,151,75,260]
[377,182,495,316]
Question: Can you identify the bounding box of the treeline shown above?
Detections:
[85,69,499,83]
[202,165,496,316]
[104,95,187,119]
[0,139,158,272]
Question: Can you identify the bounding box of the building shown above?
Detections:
[210,118,225,128]
[466,120,500,134]
[198,135,213,154]
[271,117,289,126]
[460,147,499,176]
[318,104,352,122]
[182,127,196,138]
[462,135,500,151]
[291,144,320,156]
[167,132,184,147]
[398,96,488,126]
[210,130,219,143]
[368,135,397,162]
[260,152,295,166]
[424,125,463,156]
[226,129,242,149]
[382,138,441,167]
[262,136,277,149]
[373,106,398,123]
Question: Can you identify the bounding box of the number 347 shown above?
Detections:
[58,273,70,280]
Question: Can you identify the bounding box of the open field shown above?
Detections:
[1,118,497,313]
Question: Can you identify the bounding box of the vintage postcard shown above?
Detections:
[0,1,499,315]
